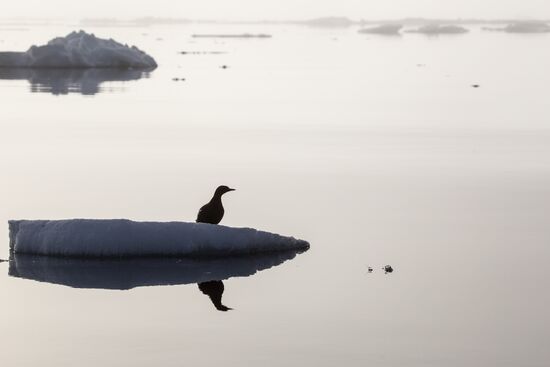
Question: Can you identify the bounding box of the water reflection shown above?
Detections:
[198,280,232,311]
[8,250,306,310]
[0,68,153,95]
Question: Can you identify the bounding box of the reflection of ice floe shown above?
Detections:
[483,21,550,33]
[0,30,157,68]
[358,24,403,35]
[9,219,310,257]
[0,68,152,95]
[8,250,304,290]
[191,34,271,39]
[407,24,469,35]
[303,17,354,28]
[179,51,226,55]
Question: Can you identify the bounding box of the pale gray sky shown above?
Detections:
[2,0,550,20]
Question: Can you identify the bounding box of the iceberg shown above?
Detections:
[8,251,303,290]
[8,219,309,258]
[0,30,157,69]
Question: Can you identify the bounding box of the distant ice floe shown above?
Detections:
[9,219,310,258]
[483,21,550,33]
[8,251,303,289]
[407,24,469,35]
[358,24,403,35]
[0,30,157,68]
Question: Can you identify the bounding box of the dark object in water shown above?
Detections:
[472,84,480,88]
[196,185,235,224]
[172,77,185,82]
[384,265,394,274]
[367,267,373,273]
[220,65,228,69]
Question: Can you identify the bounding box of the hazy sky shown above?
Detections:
[2,0,550,20]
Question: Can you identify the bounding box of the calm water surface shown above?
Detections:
[0,23,549,366]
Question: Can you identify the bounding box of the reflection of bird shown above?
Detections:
[196,185,235,224]
[198,281,232,311]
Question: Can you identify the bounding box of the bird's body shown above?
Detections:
[196,197,225,224]
[196,185,235,224]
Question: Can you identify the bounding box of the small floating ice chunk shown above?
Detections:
[0,30,157,68]
[8,219,309,258]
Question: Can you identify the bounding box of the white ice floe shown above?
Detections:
[8,219,309,257]
[0,30,157,68]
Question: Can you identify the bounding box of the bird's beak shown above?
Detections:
[228,188,236,191]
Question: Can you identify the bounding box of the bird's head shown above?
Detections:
[215,185,235,196]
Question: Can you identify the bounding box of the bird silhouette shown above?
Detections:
[196,185,235,224]
[198,280,232,311]
[195,186,235,311]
